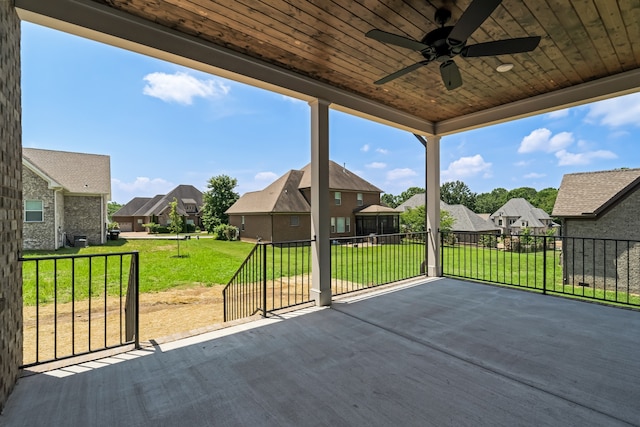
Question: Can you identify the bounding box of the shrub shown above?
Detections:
[108,221,119,230]
[213,224,239,241]
[185,223,196,233]
[143,223,160,234]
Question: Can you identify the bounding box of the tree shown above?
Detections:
[440,180,477,211]
[396,186,425,206]
[532,187,558,215]
[381,193,398,208]
[475,188,508,214]
[507,187,537,203]
[201,175,240,233]
[168,198,184,257]
[400,205,453,234]
[107,201,122,222]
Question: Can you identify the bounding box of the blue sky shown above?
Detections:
[21,22,640,204]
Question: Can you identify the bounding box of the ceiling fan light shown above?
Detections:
[496,63,514,73]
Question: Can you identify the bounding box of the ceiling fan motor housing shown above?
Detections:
[420,26,465,61]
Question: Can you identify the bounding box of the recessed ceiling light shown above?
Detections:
[496,63,514,73]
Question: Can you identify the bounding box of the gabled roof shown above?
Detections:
[490,198,551,221]
[354,205,400,215]
[112,197,152,217]
[441,201,499,233]
[396,194,425,211]
[298,161,381,193]
[115,185,204,218]
[23,148,111,197]
[552,169,640,218]
[226,170,309,214]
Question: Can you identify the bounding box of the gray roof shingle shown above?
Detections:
[226,170,309,214]
[553,168,640,217]
[23,148,111,196]
[298,161,381,193]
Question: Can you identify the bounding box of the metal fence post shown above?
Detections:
[542,236,547,295]
[134,251,140,349]
[262,243,268,317]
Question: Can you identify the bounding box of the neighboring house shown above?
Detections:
[397,194,498,241]
[553,168,640,294]
[226,161,399,242]
[490,198,556,235]
[112,185,203,232]
[22,148,111,250]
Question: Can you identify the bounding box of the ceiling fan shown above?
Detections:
[366,0,541,90]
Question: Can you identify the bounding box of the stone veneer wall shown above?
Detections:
[22,167,56,250]
[563,188,640,294]
[0,2,22,411]
[64,195,104,245]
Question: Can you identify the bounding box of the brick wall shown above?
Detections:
[64,195,104,245]
[563,189,640,294]
[0,2,22,410]
[22,167,56,250]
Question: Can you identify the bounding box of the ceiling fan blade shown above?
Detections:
[447,0,502,45]
[462,36,541,57]
[374,61,429,85]
[366,29,429,52]
[440,60,462,91]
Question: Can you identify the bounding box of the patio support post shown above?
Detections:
[309,99,332,306]
[425,135,441,276]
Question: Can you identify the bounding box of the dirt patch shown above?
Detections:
[22,285,226,365]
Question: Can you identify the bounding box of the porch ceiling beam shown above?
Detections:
[436,69,640,135]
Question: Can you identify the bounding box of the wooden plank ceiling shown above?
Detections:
[69,1,640,126]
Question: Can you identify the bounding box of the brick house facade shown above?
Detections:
[227,161,399,242]
[553,169,640,295]
[22,148,111,250]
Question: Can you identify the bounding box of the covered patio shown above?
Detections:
[2,0,640,415]
[3,278,639,426]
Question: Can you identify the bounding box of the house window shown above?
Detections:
[25,200,43,222]
[335,192,341,206]
[331,217,336,233]
[337,217,345,233]
[498,219,503,226]
[137,219,143,224]
[509,219,516,225]
[357,193,363,206]
[522,221,528,227]
[290,215,299,226]
[186,219,195,225]
[241,216,245,231]
[346,217,350,233]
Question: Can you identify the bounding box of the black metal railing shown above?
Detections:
[330,232,427,296]
[20,252,140,367]
[223,240,313,322]
[441,231,640,308]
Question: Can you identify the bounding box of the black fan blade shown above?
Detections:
[462,36,541,57]
[447,0,502,45]
[374,61,429,85]
[440,60,462,91]
[366,29,429,52]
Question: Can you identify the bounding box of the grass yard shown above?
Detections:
[22,238,255,306]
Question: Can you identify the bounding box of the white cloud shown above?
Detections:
[376,148,389,155]
[514,160,531,167]
[386,168,417,181]
[111,177,174,202]
[255,171,278,181]
[441,155,492,181]
[555,149,617,166]
[547,108,569,119]
[366,162,387,169]
[143,71,230,105]
[524,172,546,179]
[361,144,370,152]
[586,92,640,127]
[518,128,574,153]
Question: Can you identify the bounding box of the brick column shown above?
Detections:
[0,1,23,411]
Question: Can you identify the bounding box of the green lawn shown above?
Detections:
[22,238,254,306]
[22,238,639,307]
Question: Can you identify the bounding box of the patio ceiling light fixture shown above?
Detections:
[496,63,514,72]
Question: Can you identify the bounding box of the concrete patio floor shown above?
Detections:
[2,278,639,426]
